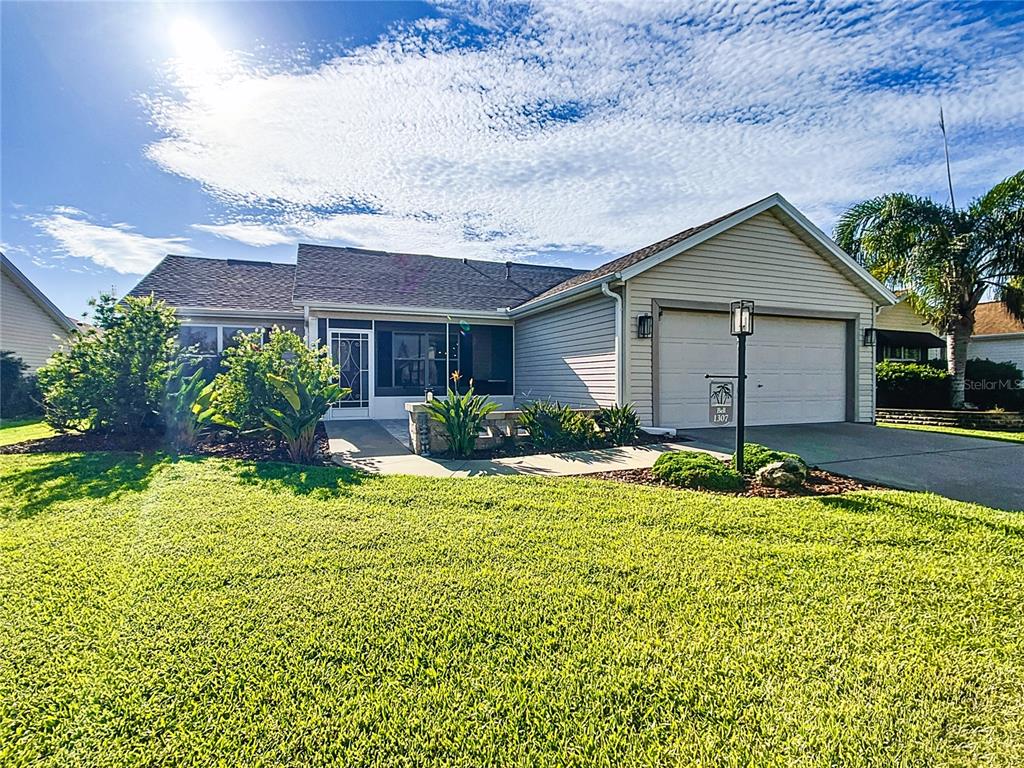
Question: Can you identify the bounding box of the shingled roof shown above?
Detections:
[128,255,299,313]
[974,301,1024,336]
[293,244,584,312]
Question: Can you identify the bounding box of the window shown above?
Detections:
[222,326,260,350]
[392,332,448,390]
[882,345,923,362]
[179,325,218,356]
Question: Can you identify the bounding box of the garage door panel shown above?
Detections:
[658,311,847,428]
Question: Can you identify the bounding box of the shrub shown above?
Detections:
[965,358,1024,410]
[426,372,499,458]
[652,451,744,491]
[37,295,179,434]
[207,328,336,431]
[163,364,209,453]
[739,443,809,477]
[261,369,346,464]
[518,400,600,451]
[0,352,41,419]
[876,361,952,408]
[596,403,640,445]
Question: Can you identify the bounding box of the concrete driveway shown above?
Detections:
[680,422,1024,511]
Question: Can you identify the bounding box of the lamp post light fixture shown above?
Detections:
[729,300,754,474]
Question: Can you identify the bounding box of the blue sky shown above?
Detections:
[2,1,1022,318]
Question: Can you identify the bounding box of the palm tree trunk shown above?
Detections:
[947,321,972,409]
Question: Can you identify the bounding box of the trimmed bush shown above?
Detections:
[596,403,641,445]
[37,294,179,434]
[965,358,1024,410]
[519,400,600,451]
[876,361,951,408]
[652,451,744,491]
[740,443,809,477]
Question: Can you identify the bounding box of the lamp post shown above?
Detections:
[730,300,754,474]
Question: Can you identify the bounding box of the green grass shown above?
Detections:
[0,417,55,447]
[2,454,1023,766]
[879,421,1024,444]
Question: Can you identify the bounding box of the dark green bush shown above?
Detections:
[0,352,41,418]
[518,400,600,451]
[965,358,1024,410]
[652,451,744,491]
[596,403,640,445]
[876,361,951,408]
[37,295,179,434]
[739,443,809,476]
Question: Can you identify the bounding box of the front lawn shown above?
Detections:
[2,454,1023,766]
[879,421,1024,443]
[0,418,54,447]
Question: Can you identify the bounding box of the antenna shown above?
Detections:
[939,106,956,213]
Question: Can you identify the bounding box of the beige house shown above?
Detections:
[131,194,896,429]
[1,253,76,371]
[874,297,945,363]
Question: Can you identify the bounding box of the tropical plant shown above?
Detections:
[596,403,640,445]
[425,371,499,458]
[37,294,179,433]
[163,364,209,452]
[261,368,346,464]
[835,169,1024,408]
[875,361,951,408]
[207,327,336,430]
[518,400,600,451]
[652,451,744,491]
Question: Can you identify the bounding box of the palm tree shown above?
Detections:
[835,170,1024,408]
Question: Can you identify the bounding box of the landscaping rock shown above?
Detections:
[756,459,807,490]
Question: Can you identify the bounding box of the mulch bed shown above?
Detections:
[465,430,677,460]
[592,467,885,498]
[0,424,333,465]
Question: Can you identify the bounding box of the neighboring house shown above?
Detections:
[874,296,946,363]
[1,252,76,371]
[969,301,1024,371]
[129,193,896,428]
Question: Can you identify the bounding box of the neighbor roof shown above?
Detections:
[974,301,1024,336]
[293,244,584,312]
[128,255,299,313]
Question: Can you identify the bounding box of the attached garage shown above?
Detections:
[656,309,849,429]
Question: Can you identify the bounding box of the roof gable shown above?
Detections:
[1,253,75,331]
[513,194,896,313]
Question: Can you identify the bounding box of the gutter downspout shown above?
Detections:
[303,304,311,347]
[601,281,623,406]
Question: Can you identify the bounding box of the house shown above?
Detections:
[969,301,1024,371]
[129,194,896,428]
[1,252,76,371]
[874,296,946,363]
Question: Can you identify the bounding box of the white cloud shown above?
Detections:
[31,209,194,274]
[191,221,295,247]
[146,0,1024,264]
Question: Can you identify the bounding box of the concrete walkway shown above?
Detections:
[325,419,712,478]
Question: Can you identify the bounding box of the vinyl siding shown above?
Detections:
[876,299,939,334]
[1,269,70,371]
[624,210,877,425]
[968,336,1024,371]
[514,294,617,407]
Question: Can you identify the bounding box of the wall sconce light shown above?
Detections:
[863,327,876,347]
[637,313,653,339]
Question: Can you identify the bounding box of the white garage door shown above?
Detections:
[658,310,847,428]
